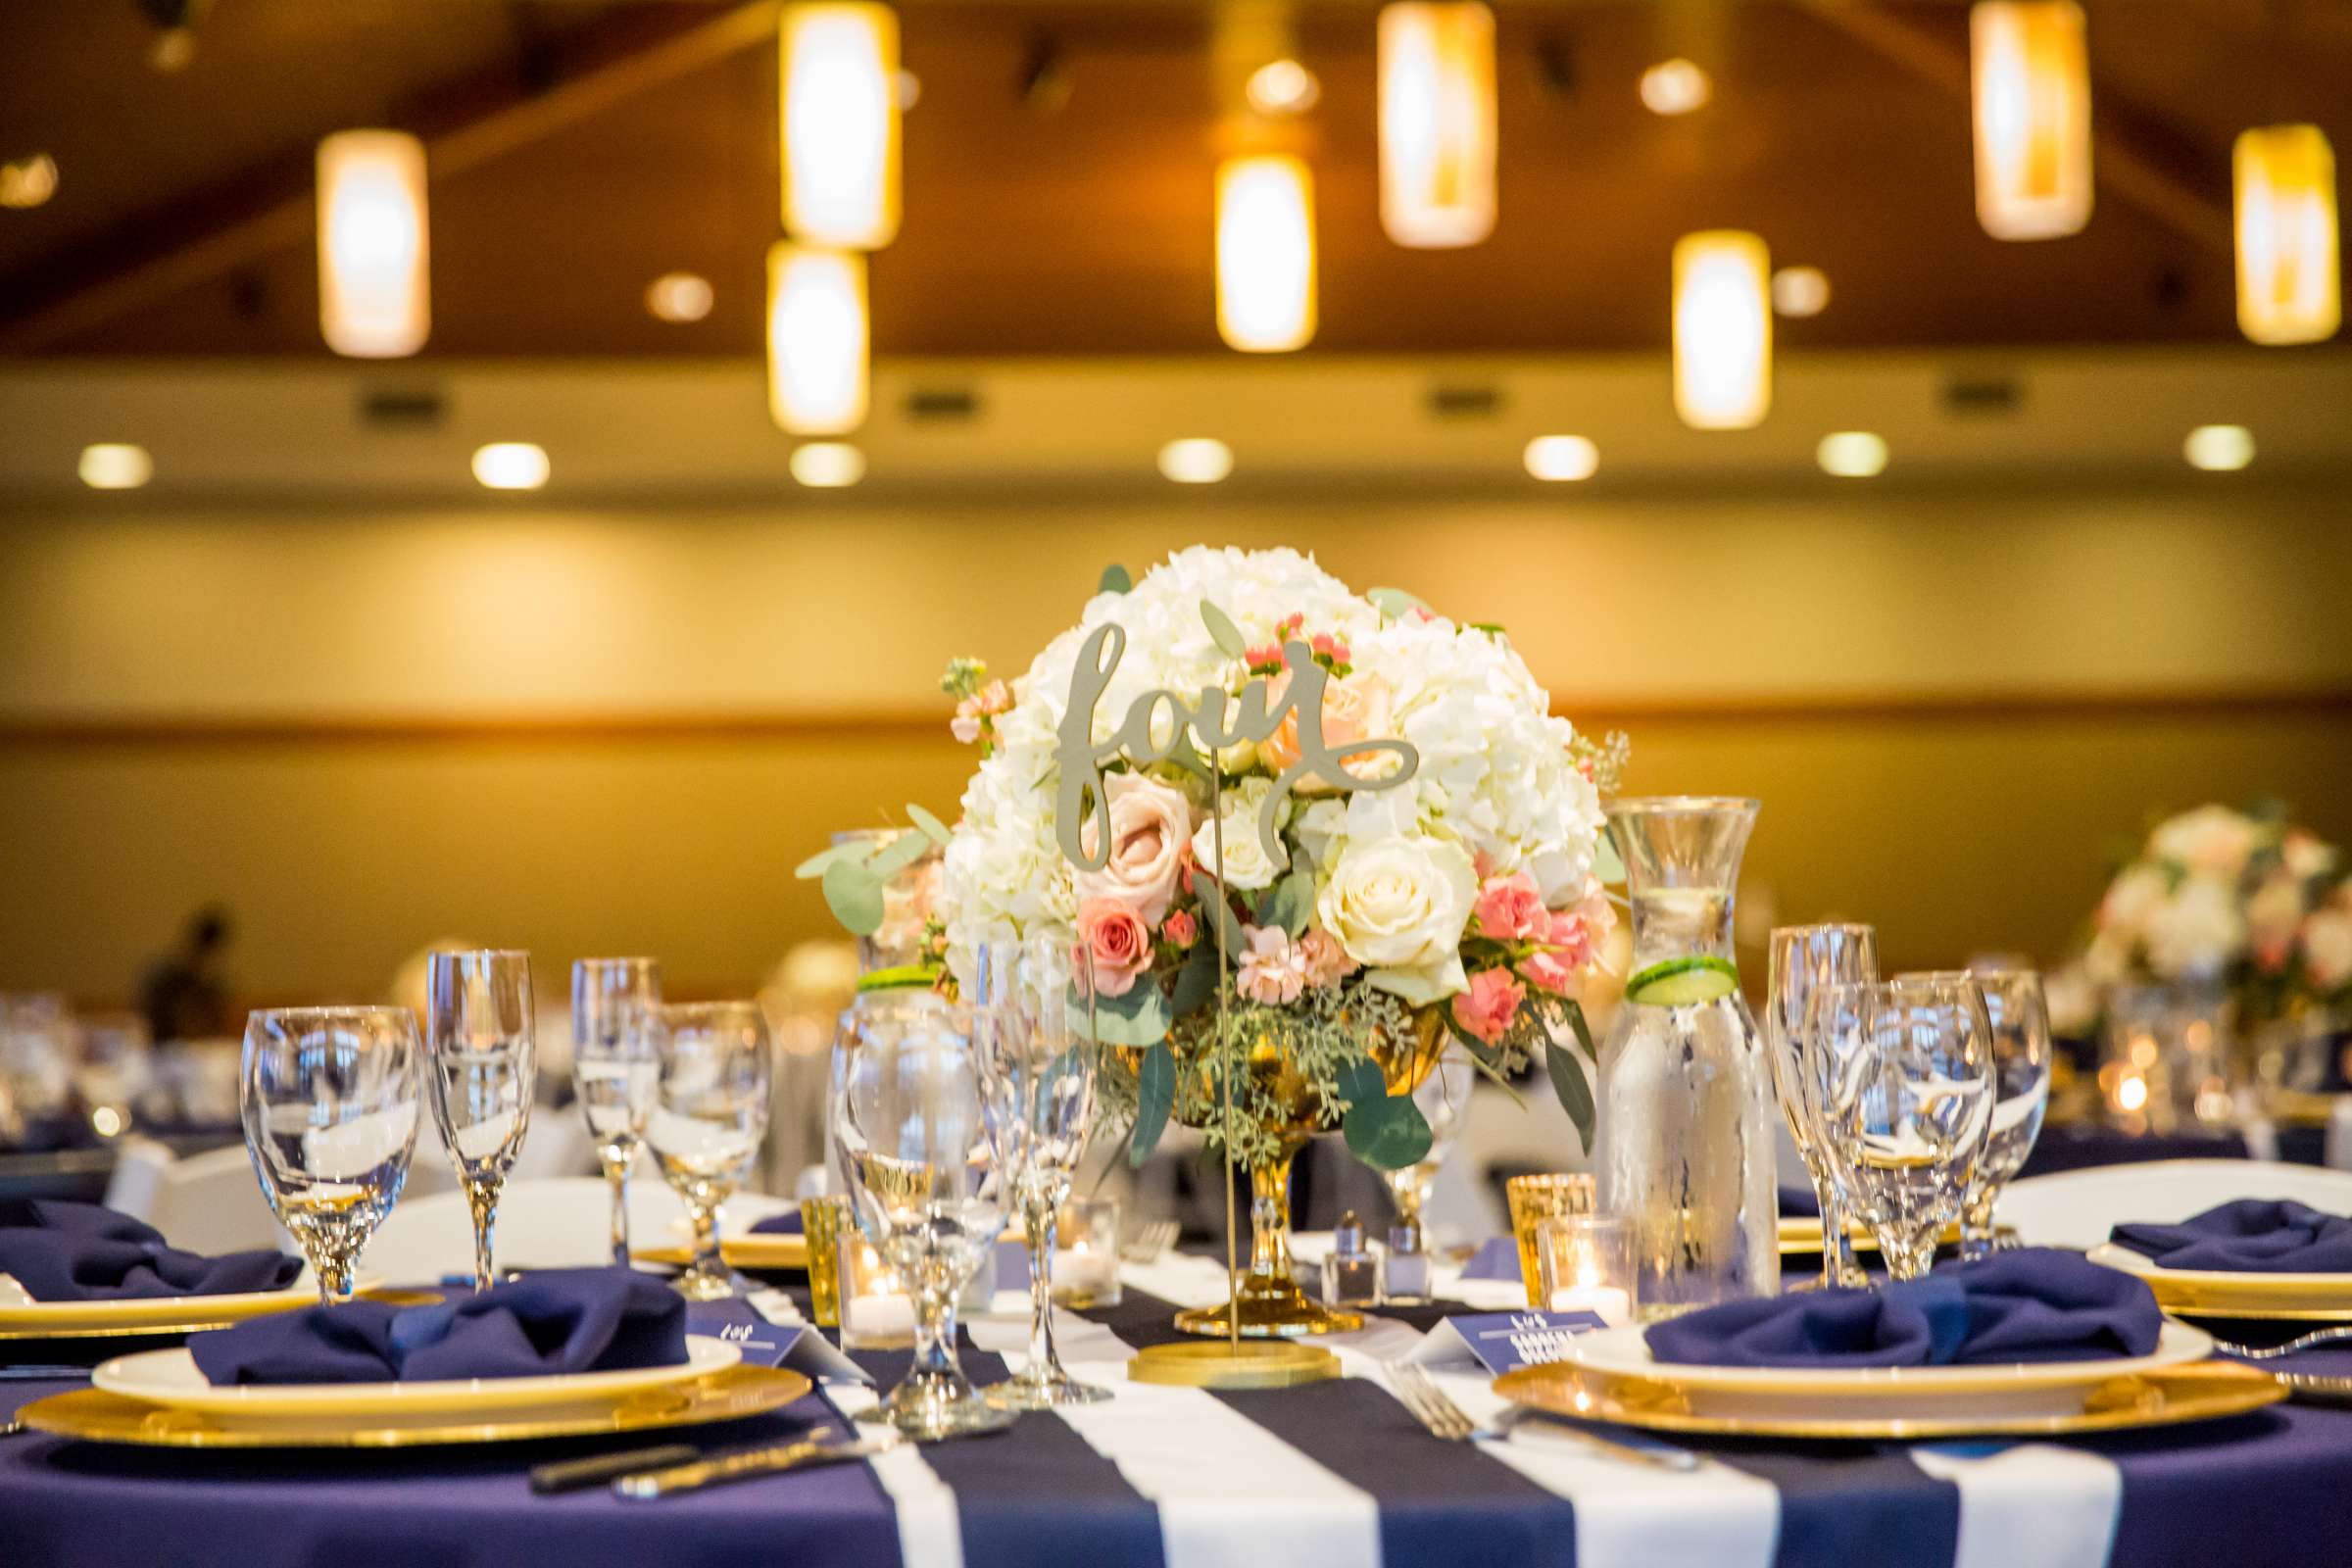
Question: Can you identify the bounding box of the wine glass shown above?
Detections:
[973,937,1106,1411]
[424,950,536,1293]
[1904,966,2051,1261]
[74,1011,154,1140]
[241,1006,421,1303]
[832,999,1014,1440]
[647,1002,772,1301]
[1382,1045,1474,1233]
[1812,975,1996,1282]
[572,957,664,1267]
[1767,924,1879,1289]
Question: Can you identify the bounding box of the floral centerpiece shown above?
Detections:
[933,546,1623,1336]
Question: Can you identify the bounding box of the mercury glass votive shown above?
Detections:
[1505,1173,1595,1306]
[1534,1214,1637,1327]
[801,1194,851,1328]
[1052,1197,1122,1309]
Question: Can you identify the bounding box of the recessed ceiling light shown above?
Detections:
[2182,424,2255,472]
[1816,431,1888,477]
[1247,59,1320,117]
[1157,438,1234,484]
[1771,266,1831,318]
[645,272,714,323]
[471,442,550,491]
[0,153,59,209]
[790,441,866,488]
[1640,59,1711,116]
[1523,435,1599,482]
[77,444,153,490]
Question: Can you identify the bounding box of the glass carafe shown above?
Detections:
[1593,797,1778,1319]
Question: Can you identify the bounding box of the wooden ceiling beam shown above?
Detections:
[0,1,778,355]
[1794,0,2232,260]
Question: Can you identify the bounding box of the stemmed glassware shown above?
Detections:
[424,950,537,1293]
[571,957,664,1267]
[1811,975,1996,1282]
[647,1002,772,1301]
[1767,924,1879,1289]
[833,995,1014,1440]
[1903,967,2051,1261]
[973,937,1106,1411]
[1382,1045,1475,1234]
[241,1006,421,1304]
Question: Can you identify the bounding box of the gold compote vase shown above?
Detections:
[1126,1008,1446,1339]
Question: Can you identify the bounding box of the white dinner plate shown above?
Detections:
[93,1333,741,1418]
[0,1276,371,1338]
[2088,1242,2352,1317]
[1556,1319,2213,1420]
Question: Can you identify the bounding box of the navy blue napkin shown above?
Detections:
[2111,1200,2352,1273]
[1645,1250,2163,1368]
[189,1268,688,1386]
[0,1199,301,1302]
[749,1211,805,1236]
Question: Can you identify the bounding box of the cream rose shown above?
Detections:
[1316,834,1477,1004]
[1191,777,1283,891]
[1075,771,1196,924]
[2303,909,2352,991]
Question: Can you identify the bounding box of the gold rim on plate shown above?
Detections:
[2087,1244,2352,1318]
[1493,1361,2283,1440]
[0,1288,441,1343]
[15,1363,813,1449]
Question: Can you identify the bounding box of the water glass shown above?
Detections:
[1767,924,1879,1289]
[425,951,536,1292]
[572,957,663,1266]
[1382,1045,1475,1234]
[1533,1213,1638,1326]
[832,999,1013,1439]
[1053,1196,1122,1309]
[1813,976,1996,1281]
[648,1002,773,1301]
[1954,966,2052,1260]
[74,1012,154,1140]
[241,1006,421,1303]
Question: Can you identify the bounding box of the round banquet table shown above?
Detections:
[6,1250,2352,1568]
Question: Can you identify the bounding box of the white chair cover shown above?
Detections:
[1997,1157,2352,1250]
[101,1137,284,1256]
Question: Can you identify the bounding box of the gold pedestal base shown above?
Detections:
[1172,1273,1363,1339]
[1128,1340,1341,1390]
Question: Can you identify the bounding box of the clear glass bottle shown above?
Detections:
[1593,797,1778,1319]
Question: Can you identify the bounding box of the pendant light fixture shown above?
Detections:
[767,242,869,434]
[780,3,902,249]
[1216,154,1317,353]
[316,129,429,358]
[2234,124,2339,345]
[1672,231,1772,430]
[1376,2,1497,248]
[1969,1,2093,241]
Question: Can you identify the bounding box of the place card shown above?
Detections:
[1405,1309,1606,1377]
[697,1299,869,1384]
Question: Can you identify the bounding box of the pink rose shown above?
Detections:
[1258,669,1397,793]
[1237,925,1308,1005]
[1162,908,1199,950]
[1297,927,1357,988]
[1076,898,1154,998]
[1472,871,1545,942]
[1451,966,1527,1045]
[1076,772,1198,925]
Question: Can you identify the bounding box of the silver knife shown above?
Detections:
[2271,1372,2352,1405]
[615,1433,902,1498]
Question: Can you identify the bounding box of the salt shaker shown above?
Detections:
[1321,1210,1383,1308]
[1383,1217,1432,1305]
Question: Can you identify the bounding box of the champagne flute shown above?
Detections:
[425,950,536,1293]
[1813,976,1996,1282]
[1904,966,2051,1261]
[241,1006,420,1304]
[572,957,663,1266]
[1767,924,1879,1289]
[647,1002,772,1301]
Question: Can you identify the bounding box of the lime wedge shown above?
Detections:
[857,963,941,994]
[1625,956,1740,1006]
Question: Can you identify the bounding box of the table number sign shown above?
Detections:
[1406,1309,1607,1376]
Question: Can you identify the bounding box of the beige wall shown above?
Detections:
[0,487,2346,1003]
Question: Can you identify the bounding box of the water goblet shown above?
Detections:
[425,950,536,1293]
[647,1002,772,1301]
[1381,1044,1475,1233]
[832,1000,1014,1440]
[1813,976,1995,1282]
[572,957,664,1266]
[1906,966,2051,1261]
[1768,924,1879,1289]
[241,1006,421,1304]
[973,937,1107,1411]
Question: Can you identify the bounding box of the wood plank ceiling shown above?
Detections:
[1,0,2347,358]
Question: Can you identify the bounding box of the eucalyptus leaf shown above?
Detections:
[794,841,870,880]
[906,803,953,847]
[1263,868,1314,937]
[1100,563,1134,595]
[1345,1094,1433,1170]
[866,829,933,879]
[1199,599,1249,661]
[1333,1055,1387,1112]
[1070,982,1170,1047]
[1544,1037,1595,1152]
[1366,586,1434,620]
[1129,1042,1176,1166]
[1188,869,1249,956]
[1169,943,1220,1018]
[821,859,887,935]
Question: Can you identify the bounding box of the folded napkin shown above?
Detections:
[189,1268,687,1386]
[749,1211,805,1236]
[2111,1200,2352,1273]
[1458,1237,1520,1282]
[1645,1250,2162,1369]
[0,1199,302,1302]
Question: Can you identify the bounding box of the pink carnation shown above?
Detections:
[1237,926,1308,1005]
[1075,898,1154,999]
[1451,967,1527,1045]
[1297,927,1357,988]
[1472,871,1545,942]
[1162,908,1199,950]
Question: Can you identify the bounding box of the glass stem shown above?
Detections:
[605,1160,631,1268]
[1960,1190,1997,1264]
[1813,1174,1866,1289]
[1024,1199,1060,1385]
[466,1179,500,1293]
[913,1269,962,1386]
[313,1248,356,1307]
[688,1196,721,1282]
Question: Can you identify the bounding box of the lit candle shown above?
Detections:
[1544,1261,1632,1327]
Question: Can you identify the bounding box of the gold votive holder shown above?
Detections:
[1505,1173,1595,1307]
[799,1195,851,1328]
[1533,1213,1637,1327]
[837,1230,916,1350]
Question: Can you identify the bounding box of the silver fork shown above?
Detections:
[1385,1362,1699,1472]
[1118,1219,1180,1265]
[2203,1324,2352,1361]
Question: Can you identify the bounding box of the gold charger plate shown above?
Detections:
[0,1287,433,1343]
[2087,1244,2352,1320]
[634,1236,808,1271]
[16,1363,812,1449]
[1493,1361,2282,1441]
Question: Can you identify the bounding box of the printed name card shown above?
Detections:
[1405,1309,1606,1376]
[692,1299,870,1384]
